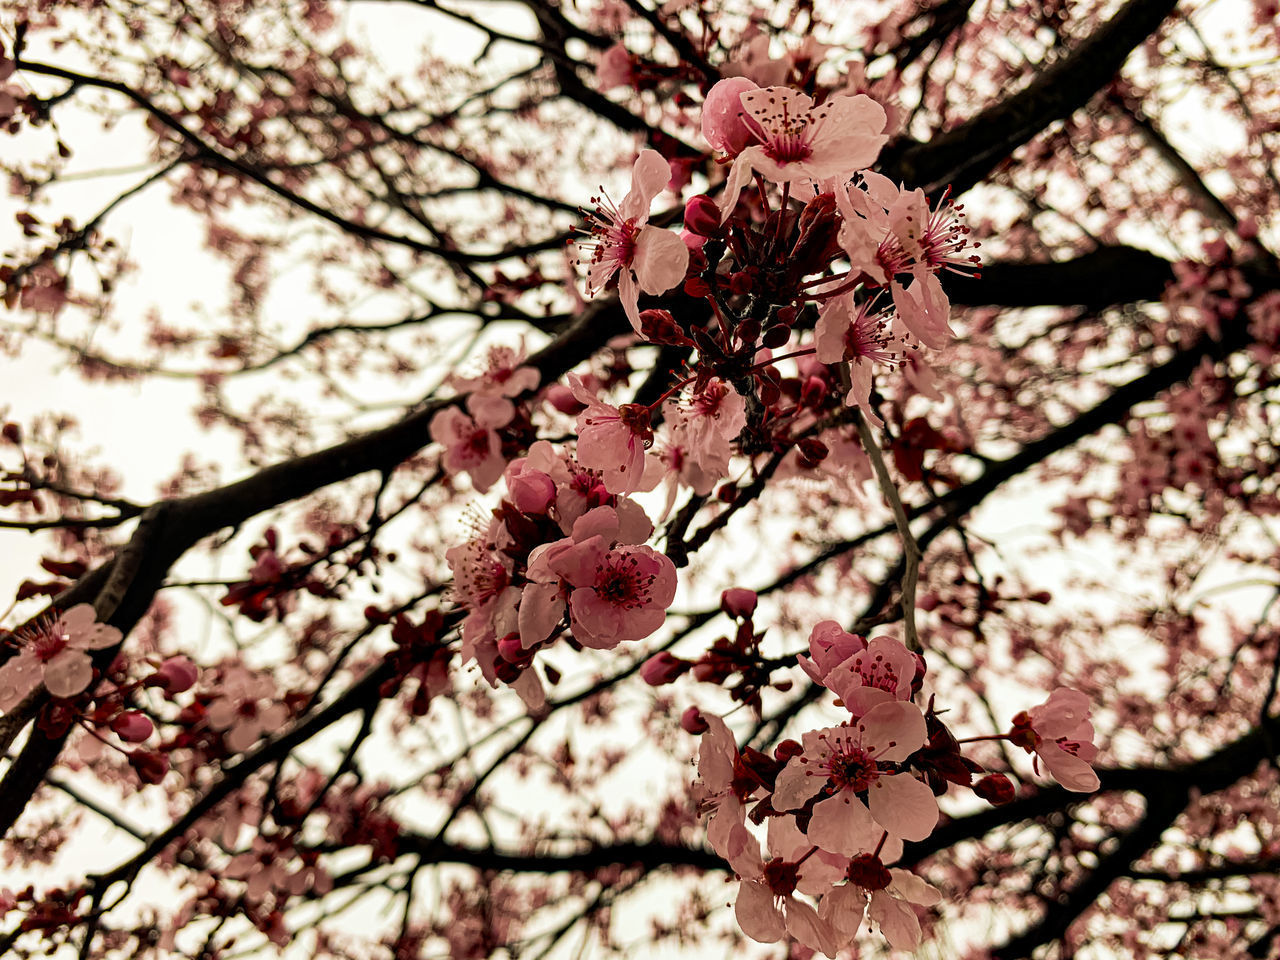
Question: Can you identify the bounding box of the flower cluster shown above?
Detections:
[693,622,1100,954]
[447,441,677,710]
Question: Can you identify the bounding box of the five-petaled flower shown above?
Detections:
[773,700,937,859]
[0,604,121,711]
[577,149,689,334]
[1010,687,1101,792]
[709,82,888,220]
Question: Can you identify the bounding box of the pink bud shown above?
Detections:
[720,588,757,619]
[497,633,526,662]
[683,194,722,237]
[680,706,709,734]
[544,383,585,415]
[112,710,154,743]
[151,656,199,694]
[701,77,758,156]
[640,651,690,686]
[509,470,556,515]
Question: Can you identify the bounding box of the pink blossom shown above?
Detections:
[693,714,759,875]
[732,820,844,957]
[1013,688,1101,792]
[814,293,902,426]
[578,149,690,333]
[449,345,540,399]
[206,665,291,753]
[796,620,866,687]
[773,701,935,855]
[596,42,633,90]
[569,373,657,495]
[716,86,888,220]
[525,530,675,649]
[820,855,941,950]
[0,604,121,710]
[429,393,515,492]
[822,634,919,718]
[664,378,747,479]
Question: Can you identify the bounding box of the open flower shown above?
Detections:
[570,374,657,495]
[773,701,935,855]
[1011,687,1101,792]
[429,393,515,493]
[577,149,689,333]
[820,854,941,950]
[0,604,121,710]
[821,634,919,718]
[714,84,888,220]
[524,528,676,649]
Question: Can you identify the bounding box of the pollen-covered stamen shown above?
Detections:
[450,540,510,609]
[844,302,903,366]
[594,553,658,609]
[23,618,70,663]
[814,728,887,793]
[853,650,901,694]
[921,188,981,276]
[741,96,835,167]
[576,188,640,293]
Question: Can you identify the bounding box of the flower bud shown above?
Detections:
[796,437,829,467]
[974,773,1016,805]
[800,376,828,407]
[544,383,586,415]
[112,710,154,743]
[509,470,556,515]
[701,77,758,156]
[680,706,709,734]
[683,194,723,237]
[720,588,757,619]
[640,651,690,686]
[638,309,692,347]
[497,633,526,662]
[150,656,199,694]
[128,750,170,786]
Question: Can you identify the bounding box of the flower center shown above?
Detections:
[29,623,70,662]
[594,555,656,608]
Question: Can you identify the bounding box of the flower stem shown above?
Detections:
[852,409,922,652]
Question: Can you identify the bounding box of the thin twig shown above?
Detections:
[852,410,922,652]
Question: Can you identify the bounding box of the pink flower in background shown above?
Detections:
[0,604,121,710]
[715,85,888,219]
[578,149,690,332]
[430,393,515,492]
[773,701,935,855]
[1012,688,1101,792]
[206,665,291,753]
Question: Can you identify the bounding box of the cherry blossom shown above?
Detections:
[820,854,942,950]
[773,701,936,854]
[577,149,689,332]
[0,605,121,710]
[429,393,515,493]
[1011,688,1101,792]
[569,373,658,495]
[713,84,888,220]
[524,526,676,649]
[821,634,919,717]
